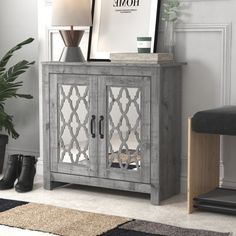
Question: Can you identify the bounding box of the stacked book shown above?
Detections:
[194,187,236,215]
[110,53,174,63]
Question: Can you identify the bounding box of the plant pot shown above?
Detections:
[0,134,8,174]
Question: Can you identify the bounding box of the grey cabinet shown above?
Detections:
[42,62,182,205]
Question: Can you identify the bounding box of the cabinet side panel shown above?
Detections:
[159,66,182,200]
[150,67,161,204]
[42,65,52,189]
[49,75,59,173]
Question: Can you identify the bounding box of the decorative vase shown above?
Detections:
[163,21,175,55]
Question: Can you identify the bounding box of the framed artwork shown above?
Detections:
[87,0,161,61]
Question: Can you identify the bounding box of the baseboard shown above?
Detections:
[36,157,43,176]
[180,155,227,194]
[180,176,187,193]
[9,151,235,193]
[27,157,195,193]
[5,147,40,157]
[221,178,236,189]
[36,155,189,193]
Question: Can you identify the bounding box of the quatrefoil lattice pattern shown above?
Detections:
[108,87,142,170]
[59,85,90,165]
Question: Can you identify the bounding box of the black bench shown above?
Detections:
[192,106,236,135]
[188,106,236,215]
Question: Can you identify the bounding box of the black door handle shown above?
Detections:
[90,115,96,138]
[99,116,104,139]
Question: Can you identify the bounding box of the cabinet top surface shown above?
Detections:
[42,61,185,68]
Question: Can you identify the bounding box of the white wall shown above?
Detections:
[171,0,235,192]
[0,0,39,159]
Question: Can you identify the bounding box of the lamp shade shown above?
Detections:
[52,0,92,26]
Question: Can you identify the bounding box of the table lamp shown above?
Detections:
[52,0,92,62]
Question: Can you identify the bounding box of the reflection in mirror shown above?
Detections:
[58,84,90,166]
[108,86,141,171]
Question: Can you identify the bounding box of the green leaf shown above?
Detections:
[0,38,34,139]
[162,0,180,22]
[15,94,33,99]
[0,38,34,76]
[0,108,19,139]
[2,60,35,82]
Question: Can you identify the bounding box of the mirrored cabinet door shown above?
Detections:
[49,74,98,176]
[98,76,151,183]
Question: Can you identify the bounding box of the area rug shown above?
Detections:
[0,198,231,236]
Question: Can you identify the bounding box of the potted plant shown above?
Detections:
[162,0,180,55]
[0,38,35,173]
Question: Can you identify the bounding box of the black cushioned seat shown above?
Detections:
[192,106,236,135]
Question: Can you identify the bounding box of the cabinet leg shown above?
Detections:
[44,180,66,190]
[44,180,53,190]
[151,186,160,205]
[187,118,220,213]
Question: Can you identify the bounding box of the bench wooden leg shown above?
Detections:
[187,118,220,213]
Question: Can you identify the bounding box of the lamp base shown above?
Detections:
[59,47,85,62]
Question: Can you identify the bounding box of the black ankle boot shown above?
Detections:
[15,156,37,193]
[0,154,22,190]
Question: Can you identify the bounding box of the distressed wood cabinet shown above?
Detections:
[42,62,182,205]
